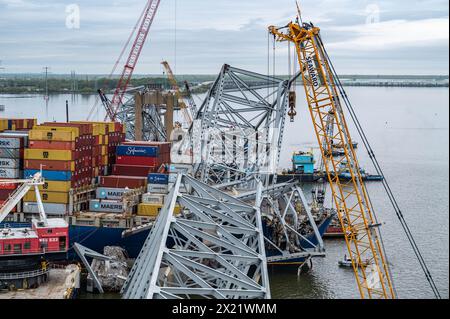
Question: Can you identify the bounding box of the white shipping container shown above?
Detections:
[23,202,69,216]
[0,148,22,159]
[89,199,124,213]
[0,158,20,169]
[147,184,169,194]
[0,137,23,149]
[142,193,164,205]
[0,168,21,179]
[169,164,193,174]
[96,187,129,200]
[168,173,178,184]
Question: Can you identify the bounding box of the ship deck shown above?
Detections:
[0,264,80,299]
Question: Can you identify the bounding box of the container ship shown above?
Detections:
[0,118,332,263]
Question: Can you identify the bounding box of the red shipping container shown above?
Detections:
[112,164,155,177]
[116,155,159,167]
[0,180,19,190]
[99,176,147,189]
[0,189,14,200]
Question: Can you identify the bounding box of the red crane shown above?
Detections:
[102,0,161,121]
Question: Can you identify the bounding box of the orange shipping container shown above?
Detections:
[24,159,76,172]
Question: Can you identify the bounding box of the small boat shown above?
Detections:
[338,256,370,268]
[338,257,354,268]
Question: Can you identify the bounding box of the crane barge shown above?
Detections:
[269,12,396,299]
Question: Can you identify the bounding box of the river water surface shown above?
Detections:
[1,86,448,299]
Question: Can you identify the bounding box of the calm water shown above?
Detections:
[1,86,448,299]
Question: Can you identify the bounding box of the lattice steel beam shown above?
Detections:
[121,174,270,299]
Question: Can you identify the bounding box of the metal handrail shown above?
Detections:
[0,268,50,280]
[0,247,67,256]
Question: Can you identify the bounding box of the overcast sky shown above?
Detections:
[0,0,448,75]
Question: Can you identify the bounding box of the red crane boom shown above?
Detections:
[106,0,161,121]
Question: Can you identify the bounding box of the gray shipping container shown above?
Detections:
[0,168,21,179]
[96,187,129,200]
[89,199,124,213]
[0,148,22,159]
[142,193,165,205]
[147,184,169,194]
[0,158,20,169]
[23,202,68,216]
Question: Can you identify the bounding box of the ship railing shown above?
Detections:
[0,268,50,280]
[0,247,67,256]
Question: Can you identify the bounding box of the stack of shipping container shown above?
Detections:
[0,118,36,214]
[90,141,172,217]
[22,121,126,216]
[23,123,94,215]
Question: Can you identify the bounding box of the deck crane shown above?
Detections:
[0,172,48,226]
[269,20,396,299]
[161,61,193,127]
[97,0,161,122]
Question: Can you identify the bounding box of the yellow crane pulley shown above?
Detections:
[269,21,396,299]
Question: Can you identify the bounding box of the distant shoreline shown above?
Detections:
[0,74,448,95]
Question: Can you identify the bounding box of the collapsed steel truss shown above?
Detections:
[192,65,299,186]
[121,174,270,299]
[116,88,167,142]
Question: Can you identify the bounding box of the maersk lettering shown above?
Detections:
[101,203,123,210]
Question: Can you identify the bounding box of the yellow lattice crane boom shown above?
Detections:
[269,20,396,299]
[161,61,193,126]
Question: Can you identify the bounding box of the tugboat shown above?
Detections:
[0,173,69,290]
[333,161,384,182]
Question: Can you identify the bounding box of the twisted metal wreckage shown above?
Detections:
[101,65,332,299]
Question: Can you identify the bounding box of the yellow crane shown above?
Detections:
[269,14,396,299]
[161,61,193,127]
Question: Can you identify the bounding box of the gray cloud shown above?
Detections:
[0,0,448,75]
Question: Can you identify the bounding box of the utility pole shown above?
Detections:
[43,66,50,121]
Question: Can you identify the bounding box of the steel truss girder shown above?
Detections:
[121,174,270,299]
[192,64,300,186]
[116,92,167,142]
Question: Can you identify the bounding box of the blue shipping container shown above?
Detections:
[116,145,159,158]
[24,169,72,181]
[148,173,169,185]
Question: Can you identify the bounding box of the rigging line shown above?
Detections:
[316,35,441,299]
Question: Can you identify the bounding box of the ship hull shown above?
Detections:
[4,216,333,265]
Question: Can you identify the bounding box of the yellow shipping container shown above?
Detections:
[137,203,181,217]
[24,191,69,204]
[101,155,108,166]
[33,125,80,136]
[25,149,74,161]
[101,145,107,156]
[0,119,8,132]
[39,181,72,193]
[29,130,77,142]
